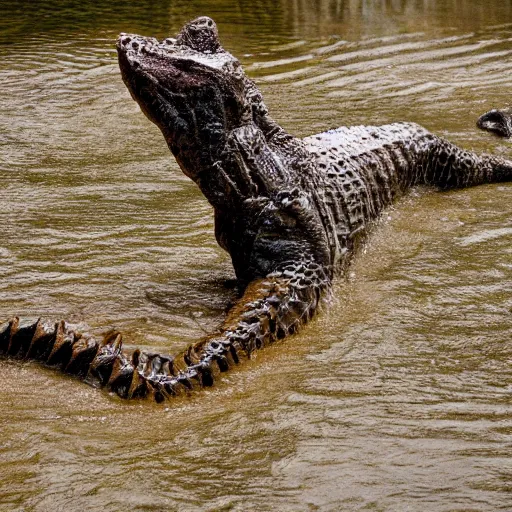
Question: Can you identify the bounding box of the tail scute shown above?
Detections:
[46,320,76,368]
[65,333,100,378]
[0,319,14,354]
[8,317,39,357]
[88,332,123,387]
[26,320,58,361]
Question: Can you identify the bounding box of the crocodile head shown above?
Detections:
[117,17,254,180]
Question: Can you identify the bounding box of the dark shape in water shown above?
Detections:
[1,17,511,402]
[477,108,512,137]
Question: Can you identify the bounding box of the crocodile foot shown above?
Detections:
[477,108,512,137]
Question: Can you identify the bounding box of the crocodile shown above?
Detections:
[1,17,511,402]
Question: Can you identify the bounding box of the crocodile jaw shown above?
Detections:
[116,21,253,184]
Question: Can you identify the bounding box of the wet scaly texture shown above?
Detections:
[0,1,511,510]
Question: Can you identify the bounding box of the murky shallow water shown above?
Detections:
[1,1,511,510]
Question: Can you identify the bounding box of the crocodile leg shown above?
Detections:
[422,136,512,188]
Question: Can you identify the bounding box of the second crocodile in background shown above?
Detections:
[1,17,511,402]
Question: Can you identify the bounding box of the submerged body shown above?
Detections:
[1,17,511,402]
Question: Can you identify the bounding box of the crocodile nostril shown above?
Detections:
[121,36,132,46]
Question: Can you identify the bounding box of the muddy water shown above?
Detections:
[1,1,511,510]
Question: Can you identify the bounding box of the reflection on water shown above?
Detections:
[0,0,511,510]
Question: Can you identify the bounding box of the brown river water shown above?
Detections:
[1,1,511,510]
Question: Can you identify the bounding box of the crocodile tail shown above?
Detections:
[0,260,331,403]
[420,134,512,189]
[0,316,207,402]
[0,317,150,398]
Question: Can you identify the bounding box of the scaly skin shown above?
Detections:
[1,17,511,402]
[477,108,512,137]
